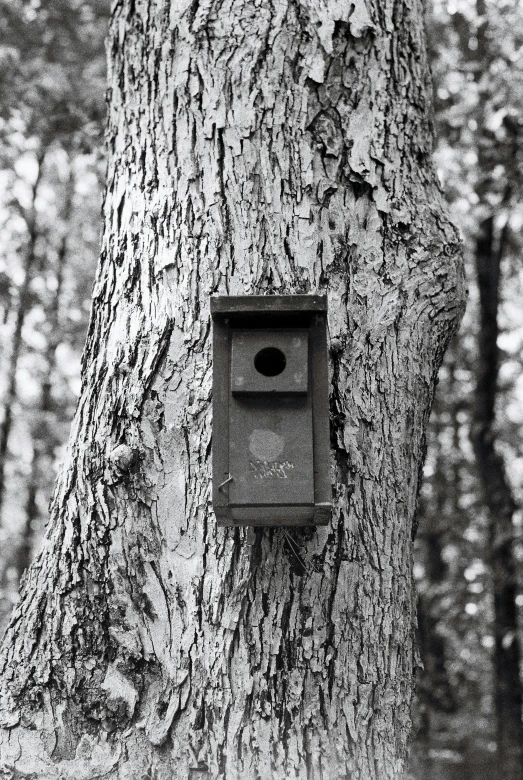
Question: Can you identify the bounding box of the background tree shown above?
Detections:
[0,0,464,778]
[412,1,523,777]
[0,0,107,629]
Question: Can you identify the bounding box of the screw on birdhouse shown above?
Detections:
[217,475,233,492]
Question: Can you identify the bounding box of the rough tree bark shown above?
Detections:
[0,1,464,778]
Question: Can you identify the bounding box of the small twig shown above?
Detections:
[283,530,324,576]
[283,531,309,573]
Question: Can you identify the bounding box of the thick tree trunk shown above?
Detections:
[0,2,464,778]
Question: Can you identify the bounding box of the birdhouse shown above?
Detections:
[211,295,331,527]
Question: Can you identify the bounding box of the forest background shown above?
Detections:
[0,1,522,778]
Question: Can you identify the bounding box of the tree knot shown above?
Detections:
[108,444,137,475]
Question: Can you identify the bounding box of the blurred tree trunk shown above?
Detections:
[0,151,46,524]
[418,533,456,716]
[17,457,38,583]
[472,214,523,779]
[14,167,75,583]
[470,3,523,776]
[0,2,465,778]
[416,403,457,752]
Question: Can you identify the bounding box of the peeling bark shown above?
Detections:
[0,1,464,778]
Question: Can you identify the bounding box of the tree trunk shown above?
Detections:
[414,398,458,772]
[12,167,74,586]
[14,456,38,585]
[0,152,45,523]
[471,214,523,780]
[469,3,523,775]
[0,2,465,778]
